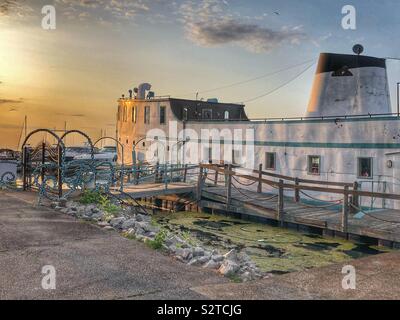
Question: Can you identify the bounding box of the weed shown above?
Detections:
[147,229,168,250]
[79,190,102,204]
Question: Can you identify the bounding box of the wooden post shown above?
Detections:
[226,164,232,208]
[342,185,349,233]
[351,181,359,213]
[197,166,204,202]
[278,179,284,226]
[214,168,219,186]
[57,145,63,199]
[257,163,262,193]
[183,164,188,183]
[294,178,300,203]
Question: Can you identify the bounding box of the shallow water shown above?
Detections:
[153,211,392,274]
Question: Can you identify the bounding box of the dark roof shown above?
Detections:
[169,98,248,121]
[316,53,386,74]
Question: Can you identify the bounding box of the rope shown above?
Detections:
[299,190,343,203]
[295,201,342,209]
[238,62,315,103]
[231,183,278,202]
[232,176,258,187]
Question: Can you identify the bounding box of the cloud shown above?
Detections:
[188,19,305,53]
[55,112,86,117]
[0,98,23,105]
[56,0,150,23]
[0,0,34,18]
[1,0,152,24]
[179,0,306,53]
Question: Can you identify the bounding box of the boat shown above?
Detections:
[116,50,400,209]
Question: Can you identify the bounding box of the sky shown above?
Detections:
[1,0,400,149]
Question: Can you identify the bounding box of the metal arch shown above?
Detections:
[94,136,125,191]
[133,137,167,165]
[58,130,95,160]
[93,136,124,165]
[21,129,65,195]
[21,129,65,150]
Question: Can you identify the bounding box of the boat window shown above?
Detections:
[183,108,188,121]
[332,65,353,77]
[224,111,230,120]
[308,155,321,175]
[132,106,137,123]
[358,158,373,179]
[160,106,166,125]
[265,152,276,170]
[144,106,150,124]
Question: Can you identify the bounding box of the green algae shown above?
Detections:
[153,211,392,274]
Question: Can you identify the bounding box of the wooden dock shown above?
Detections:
[198,164,400,247]
[110,182,196,199]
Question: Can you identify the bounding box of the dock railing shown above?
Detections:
[199,163,400,232]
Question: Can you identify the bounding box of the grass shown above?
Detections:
[147,229,168,250]
[79,189,120,218]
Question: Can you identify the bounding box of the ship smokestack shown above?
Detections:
[306,53,391,117]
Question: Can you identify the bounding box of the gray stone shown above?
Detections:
[218,260,240,277]
[91,212,104,220]
[135,221,159,233]
[223,249,238,262]
[211,255,224,263]
[67,208,77,216]
[135,227,145,236]
[175,248,192,261]
[136,214,151,223]
[240,271,252,282]
[188,255,210,266]
[110,217,126,228]
[203,260,222,270]
[60,208,70,214]
[103,226,114,231]
[121,218,136,230]
[97,221,109,227]
[193,247,205,257]
[165,235,185,247]
[146,231,157,239]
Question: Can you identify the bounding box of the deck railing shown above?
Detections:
[198,163,400,232]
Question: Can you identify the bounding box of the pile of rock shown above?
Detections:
[163,234,264,282]
[53,201,106,221]
[52,200,266,282]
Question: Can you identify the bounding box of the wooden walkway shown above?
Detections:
[201,185,400,245]
[110,182,196,199]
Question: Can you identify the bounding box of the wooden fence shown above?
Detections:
[198,163,400,232]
